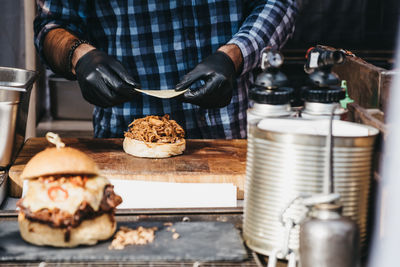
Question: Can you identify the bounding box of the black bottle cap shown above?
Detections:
[302,85,345,103]
[249,86,294,105]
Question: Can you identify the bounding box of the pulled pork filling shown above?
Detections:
[124,114,185,144]
[17,184,122,228]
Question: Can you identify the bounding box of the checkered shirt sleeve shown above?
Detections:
[34,0,89,68]
[228,0,298,75]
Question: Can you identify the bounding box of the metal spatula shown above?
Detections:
[133,88,188,99]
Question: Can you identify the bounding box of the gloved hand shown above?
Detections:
[75,49,140,108]
[175,51,236,109]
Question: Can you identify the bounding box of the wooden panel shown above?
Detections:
[9,138,247,199]
[332,55,398,113]
[347,103,386,135]
[332,56,382,108]
[318,45,396,111]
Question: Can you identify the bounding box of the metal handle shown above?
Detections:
[260,47,284,70]
[288,252,297,267]
[267,249,297,267]
[301,193,340,207]
[267,249,279,267]
[324,105,338,194]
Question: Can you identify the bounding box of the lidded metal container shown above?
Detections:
[247,48,294,124]
[0,66,38,168]
[300,203,359,267]
[243,118,378,259]
[301,46,347,120]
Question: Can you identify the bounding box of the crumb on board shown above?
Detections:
[165,225,179,238]
[109,226,158,250]
[163,222,173,227]
[172,233,180,240]
[165,227,176,233]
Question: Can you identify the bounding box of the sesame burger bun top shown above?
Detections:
[20,147,99,180]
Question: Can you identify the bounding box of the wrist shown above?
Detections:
[217,44,243,74]
[71,43,96,75]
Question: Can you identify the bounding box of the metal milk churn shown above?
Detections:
[300,203,360,267]
[301,46,347,120]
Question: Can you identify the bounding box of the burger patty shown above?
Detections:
[17,185,122,228]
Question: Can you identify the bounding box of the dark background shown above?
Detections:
[286,0,400,52]
[277,0,400,107]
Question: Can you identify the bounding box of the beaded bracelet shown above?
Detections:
[67,39,91,74]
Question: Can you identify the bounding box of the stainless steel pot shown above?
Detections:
[244,118,379,259]
[0,66,38,168]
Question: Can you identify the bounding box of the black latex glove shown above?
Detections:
[175,51,236,109]
[75,49,140,108]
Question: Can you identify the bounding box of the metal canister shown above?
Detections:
[0,67,38,205]
[247,48,294,123]
[301,46,347,120]
[243,118,378,259]
[300,203,359,267]
[0,66,38,168]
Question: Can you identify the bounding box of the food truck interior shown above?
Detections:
[0,0,399,266]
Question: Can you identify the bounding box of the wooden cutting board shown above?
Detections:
[8,138,247,199]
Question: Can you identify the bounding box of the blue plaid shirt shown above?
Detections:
[34,0,298,138]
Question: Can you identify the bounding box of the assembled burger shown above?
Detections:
[123,114,185,158]
[17,146,122,247]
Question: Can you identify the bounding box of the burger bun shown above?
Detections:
[18,213,116,247]
[123,137,185,158]
[20,147,99,179]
